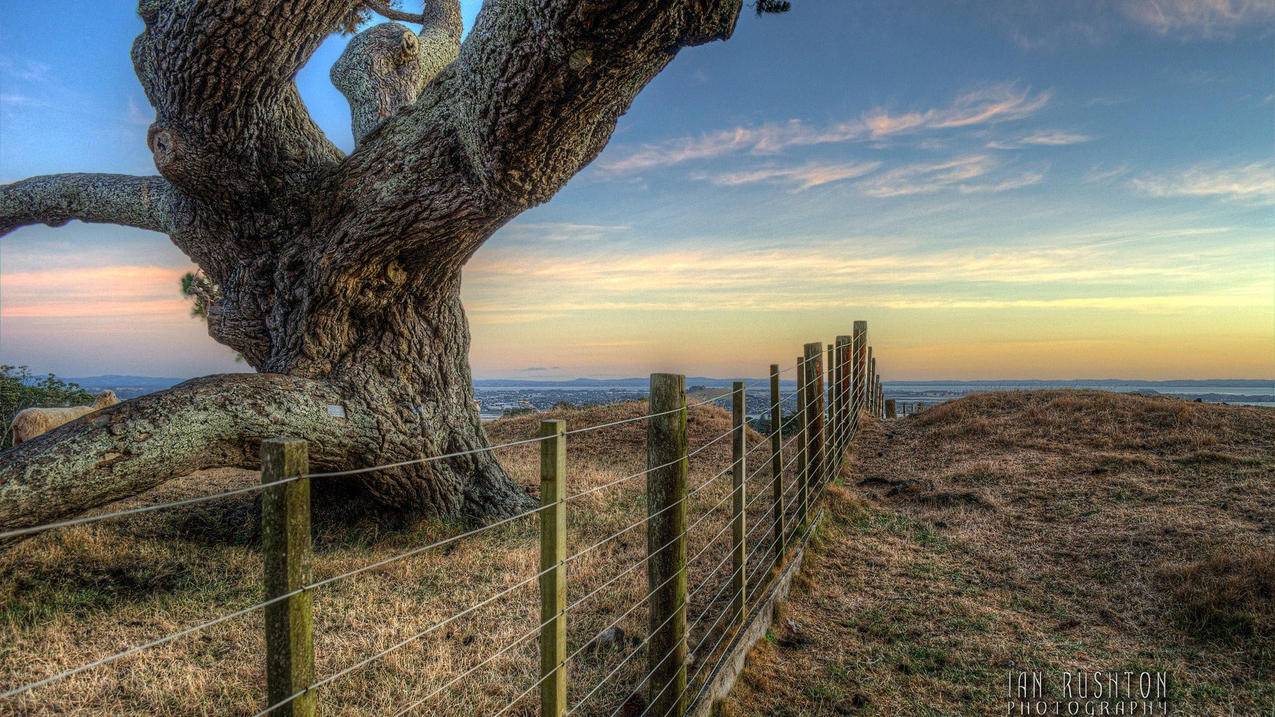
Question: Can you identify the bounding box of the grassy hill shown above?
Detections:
[0,401,784,716]
[723,391,1274,716]
[2,391,1270,715]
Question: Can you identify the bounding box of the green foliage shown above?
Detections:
[179,271,210,319]
[179,272,244,362]
[0,366,93,450]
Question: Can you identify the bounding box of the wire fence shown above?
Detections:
[0,326,888,716]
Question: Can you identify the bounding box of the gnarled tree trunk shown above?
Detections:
[0,0,743,541]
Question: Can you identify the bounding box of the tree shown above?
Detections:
[0,0,747,541]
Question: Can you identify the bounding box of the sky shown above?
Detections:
[1,0,1273,381]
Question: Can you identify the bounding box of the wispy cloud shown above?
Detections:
[0,93,48,108]
[598,84,1051,174]
[0,265,192,319]
[0,57,51,83]
[462,237,1256,325]
[497,222,630,243]
[1121,0,1275,39]
[862,85,1051,136]
[1083,163,1131,184]
[1131,162,1275,203]
[987,130,1092,150]
[693,161,881,191]
[853,155,1043,197]
[125,97,152,126]
[956,170,1046,194]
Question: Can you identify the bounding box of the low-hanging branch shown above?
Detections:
[0,173,178,236]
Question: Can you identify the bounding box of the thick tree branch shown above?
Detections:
[331,1,461,146]
[365,0,425,24]
[131,0,358,208]
[0,373,378,545]
[0,173,178,237]
[325,0,742,271]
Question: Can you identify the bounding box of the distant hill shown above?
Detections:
[64,375,186,400]
[50,374,1273,404]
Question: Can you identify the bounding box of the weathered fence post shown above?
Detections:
[261,439,315,717]
[826,343,835,420]
[803,342,825,503]
[730,381,747,628]
[867,350,876,416]
[826,344,836,471]
[795,356,808,533]
[647,373,688,717]
[538,420,567,717]
[853,321,868,417]
[835,335,852,464]
[885,399,897,419]
[768,364,785,556]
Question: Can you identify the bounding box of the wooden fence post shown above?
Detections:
[647,373,688,717]
[826,344,836,472]
[853,321,868,418]
[867,350,876,416]
[730,381,747,629]
[795,356,808,533]
[835,335,851,464]
[803,343,825,503]
[261,439,315,717]
[768,364,785,557]
[538,420,567,717]
[872,369,882,415]
[885,399,897,419]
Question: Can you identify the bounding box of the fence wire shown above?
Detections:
[3,343,884,715]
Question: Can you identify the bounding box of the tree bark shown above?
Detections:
[0,0,744,541]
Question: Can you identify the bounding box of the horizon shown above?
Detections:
[2,2,1273,380]
[30,370,1275,385]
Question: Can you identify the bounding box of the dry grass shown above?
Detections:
[0,401,803,717]
[725,390,1275,716]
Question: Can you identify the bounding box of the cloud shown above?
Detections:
[461,236,1255,325]
[0,57,51,83]
[0,93,48,108]
[864,85,1052,136]
[0,265,193,319]
[598,84,1051,174]
[694,161,881,190]
[1121,0,1275,38]
[125,97,153,126]
[1082,163,1131,184]
[497,222,630,243]
[956,170,1046,194]
[1130,162,1275,204]
[987,130,1092,150]
[854,155,1033,197]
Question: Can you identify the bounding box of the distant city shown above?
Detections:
[58,375,1275,422]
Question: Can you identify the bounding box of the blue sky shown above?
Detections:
[1,0,1273,379]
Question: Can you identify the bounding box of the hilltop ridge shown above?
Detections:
[725,390,1274,716]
